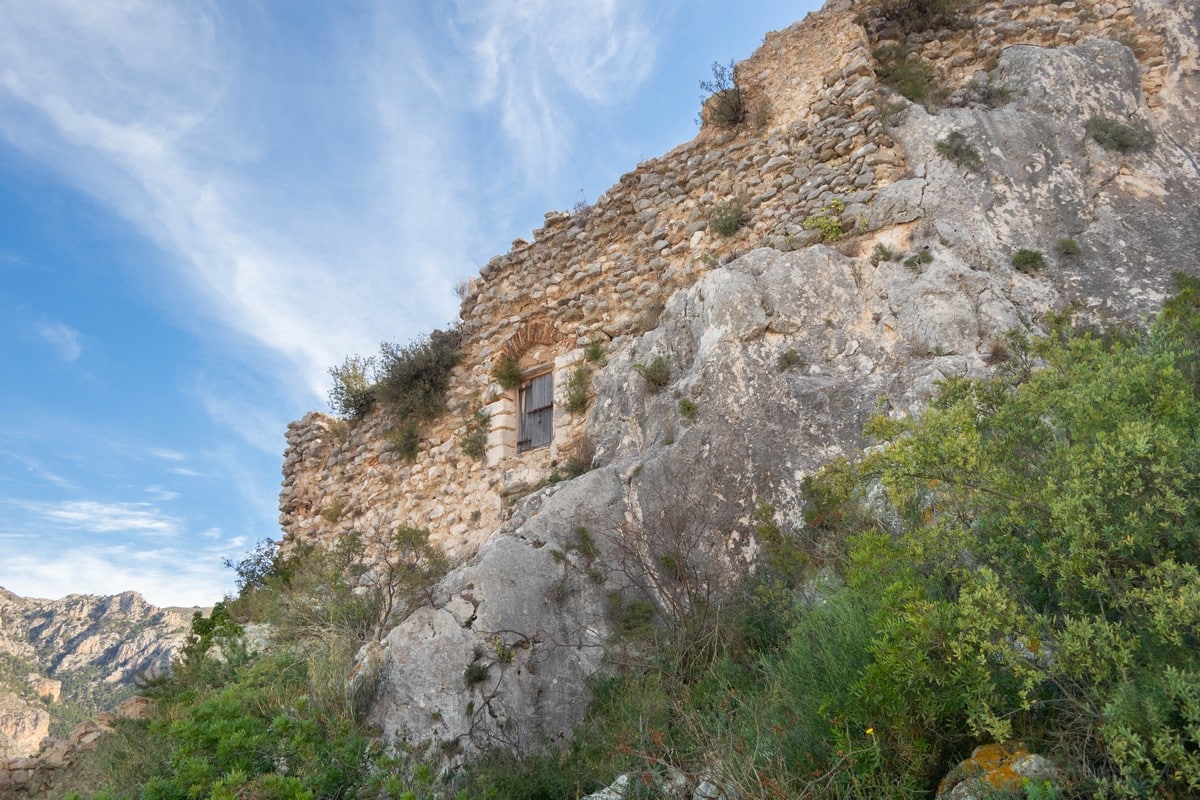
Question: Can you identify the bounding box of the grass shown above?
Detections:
[678,398,699,422]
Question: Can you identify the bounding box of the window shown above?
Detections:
[517,372,553,452]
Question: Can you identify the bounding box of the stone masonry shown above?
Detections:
[278,0,1171,566]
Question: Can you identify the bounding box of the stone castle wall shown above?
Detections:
[278,0,1165,564]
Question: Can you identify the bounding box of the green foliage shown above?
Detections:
[678,398,699,421]
[583,341,606,365]
[492,354,522,390]
[459,408,490,461]
[777,348,805,372]
[874,44,935,102]
[710,194,747,237]
[464,661,489,687]
[863,0,977,33]
[1056,237,1081,257]
[804,197,847,243]
[904,248,934,268]
[1086,114,1153,153]
[387,420,422,461]
[224,538,280,591]
[871,242,897,264]
[935,129,983,171]
[699,60,745,128]
[377,327,462,422]
[634,356,670,392]
[66,527,453,799]
[1012,248,1046,273]
[565,364,592,415]
[327,354,377,419]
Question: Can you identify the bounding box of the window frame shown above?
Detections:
[516,370,553,452]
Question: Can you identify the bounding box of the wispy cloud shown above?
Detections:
[36,320,82,362]
[144,485,180,501]
[26,500,182,536]
[432,0,657,174]
[148,448,187,462]
[0,543,232,607]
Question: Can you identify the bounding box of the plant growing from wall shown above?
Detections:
[863,0,977,34]
[492,354,522,390]
[803,197,847,243]
[376,328,462,423]
[565,364,592,416]
[583,341,606,365]
[459,408,490,461]
[873,44,935,102]
[386,421,421,461]
[328,354,377,419]
[709,195,747,237]
[698,60,745,128]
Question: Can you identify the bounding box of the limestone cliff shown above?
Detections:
[0,587,190,757]
[278,0,1200,763]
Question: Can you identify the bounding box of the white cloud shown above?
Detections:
[148,448,187,461]
[436,0,657,174]
[27,500,182,536]
[144,485,180,501]
[36,320,82,362]
[0,544,232,608]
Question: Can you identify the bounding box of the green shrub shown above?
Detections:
[492,354,522,390]
[863,0,977,33]
[565,364,592,415]
[935,129,983,171]
[327,355,376,419]
[1086,114,1152,153]
[1056,237,1081,257]
[874,44,935,102]
[699,60,745,128]
[376,328,462,422]
[678,398,699,421]
[633,357,670,392]
[583,341,606,365]
[386,421,421,461]
[904,248,934,268]
[777,348,805,372]
[459,408,490,461]
[710,195,747,237]
[871,243,897,264]
[464,661,489,687]
[1011,248,1046,273]
[804,197,847,243]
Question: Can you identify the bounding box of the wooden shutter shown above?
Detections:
[518,372,553,451]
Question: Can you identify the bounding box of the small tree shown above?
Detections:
[699,60,745,128]
[328,355,377,419]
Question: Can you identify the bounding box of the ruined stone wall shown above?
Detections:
[278,0,1169,563]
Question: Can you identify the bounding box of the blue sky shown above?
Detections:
[0,0,819,608]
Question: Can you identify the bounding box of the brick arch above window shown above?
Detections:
[500,320,563,361]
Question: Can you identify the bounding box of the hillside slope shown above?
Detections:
[0,587,190,757]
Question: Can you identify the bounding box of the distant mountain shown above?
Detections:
[0,587,193,757]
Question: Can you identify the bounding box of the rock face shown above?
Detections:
[0,586,190,758]
[0,693,49,761]
[285,0,1200,764]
